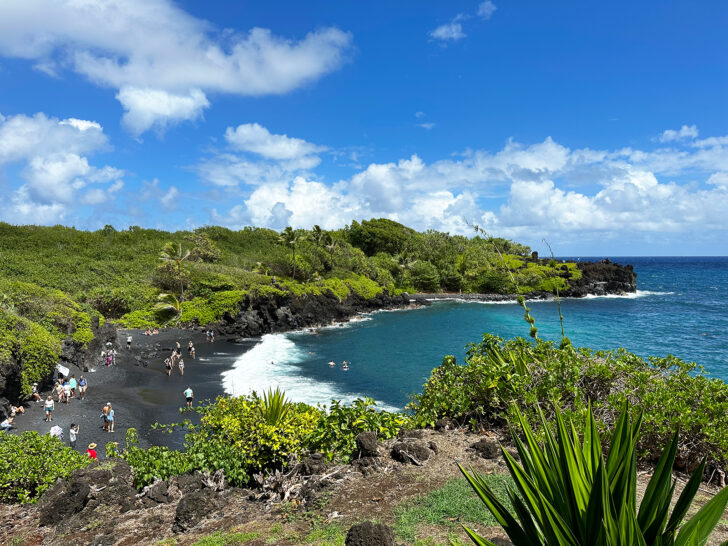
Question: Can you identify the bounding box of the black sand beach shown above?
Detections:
[11,329,256,457]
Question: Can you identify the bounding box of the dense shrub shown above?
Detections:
[306,398,411,460]
[122,395,409,489]
[409,334,728,468]
[0,432,91,503]
[409,261,440,292]
[177,290,248,325]
[0,310,62,397]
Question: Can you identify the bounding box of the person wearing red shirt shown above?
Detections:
[86,442,98,459]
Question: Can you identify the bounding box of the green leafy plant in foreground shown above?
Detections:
[0,431,91,503]
[257,387,291,426]
[459,404,728,546]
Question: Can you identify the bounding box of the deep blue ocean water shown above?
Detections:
[223,257,728,411]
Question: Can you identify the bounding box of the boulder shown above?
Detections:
[352,431,379,459]
[390,440,434,465]
[173,490,217,533]
[299,452,328,476]
[471,438,500,459]
[38,479,91,526]
[176,472,205,493]
[146,480,173,503]
[345,521,395,546]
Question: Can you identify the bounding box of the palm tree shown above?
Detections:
[279,227,302,280]
[154,293,181,322]
[323,234,339,270]
[159,242,190,301]
[310,225,325,249]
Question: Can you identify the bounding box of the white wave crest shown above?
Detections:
[221,333,400,411]
[580,290,674,300]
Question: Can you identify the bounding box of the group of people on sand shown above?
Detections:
[142,328,160,336]
[328,360,350,370]
[40,375,88,422]
[165,341,195,376]
[49,375,87,406]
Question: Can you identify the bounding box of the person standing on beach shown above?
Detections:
[86,443,97,459]
[78,376,87,400]
[69,424,79,448]
[126,334,132,349]
[44,396,54,421]
[165,357,172,376]
[101,404,109,432]
[183,387,194,409]
[106,404,115,433]
[178,358,185,376]
[54,381,64,403]
[69,375,77,399]
[62,380,71,403]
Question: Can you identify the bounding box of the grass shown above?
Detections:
[191,530,261,545]
[394,473,518,543]
[304,522,346,544]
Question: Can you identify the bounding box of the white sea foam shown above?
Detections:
[221,333,400,411]
[580,290,674,300]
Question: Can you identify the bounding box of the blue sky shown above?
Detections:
[0,0,727,255]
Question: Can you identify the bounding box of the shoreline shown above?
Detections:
[9,300,416,456]
[11,328,258,455]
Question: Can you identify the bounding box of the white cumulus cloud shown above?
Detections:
[117,87,210,136]
[430,21,466,42]
[658,124,699,143]
[477,1,497,20]
[0,0,353,135]
[225,123,325,161]
[0,112,124,224]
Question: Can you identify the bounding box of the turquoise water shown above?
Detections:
[223,257,728,410]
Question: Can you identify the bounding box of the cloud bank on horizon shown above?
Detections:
[0,0,726,255]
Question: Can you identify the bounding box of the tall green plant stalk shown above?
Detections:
[472,224,538,339]
[542,239,570,348]
[459,403,728,546]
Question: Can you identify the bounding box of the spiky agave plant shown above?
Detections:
[459,404,728,546]
[258,387,291,426]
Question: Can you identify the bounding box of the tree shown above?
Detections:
[323,234,339,271]
[186,232,221,263]
[310,225,325,249]
[159,242,190,301]
[278,227,302,280]
[409,260,440,292]
[347,218,414,256]
[154,293,181,322]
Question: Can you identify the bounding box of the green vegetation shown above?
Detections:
[395,475,518,543]
[123,393,408,489]
[0,431,91,503]
[0,220,576,329]
[461,404,728,546]
[191,530,262,545]
[410,334,728,470]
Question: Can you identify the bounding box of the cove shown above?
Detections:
[223,257,728,410]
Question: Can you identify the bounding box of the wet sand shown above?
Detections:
[11,328,256,457]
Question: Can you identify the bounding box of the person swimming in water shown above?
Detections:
[342,360,349,370]
[328,360,335,367]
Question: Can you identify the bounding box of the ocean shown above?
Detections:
[221,257,728,411]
